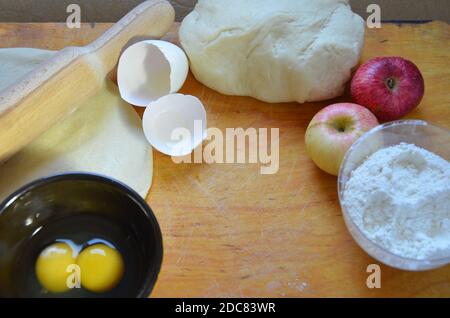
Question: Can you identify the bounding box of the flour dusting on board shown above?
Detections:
[343,143,450,260]
[288,280,309,292]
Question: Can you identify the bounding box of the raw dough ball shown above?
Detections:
[180,0,365,103]
[0,48,153,201]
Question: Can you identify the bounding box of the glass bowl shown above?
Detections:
[338,120,450,271]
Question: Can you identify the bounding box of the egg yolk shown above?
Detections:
[76,244,124,293]
[35,242,77,293]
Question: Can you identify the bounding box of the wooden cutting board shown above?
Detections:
[1,21,449,297]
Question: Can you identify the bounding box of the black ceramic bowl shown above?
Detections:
[0,173,163,298]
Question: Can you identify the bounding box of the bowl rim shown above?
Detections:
[337,119,450,268]
[0,172,163,298]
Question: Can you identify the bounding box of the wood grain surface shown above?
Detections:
[0,21,449,297]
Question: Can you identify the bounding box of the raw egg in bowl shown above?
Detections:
[0,173,163,297]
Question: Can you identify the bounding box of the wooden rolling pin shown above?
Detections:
[0,0,174,162]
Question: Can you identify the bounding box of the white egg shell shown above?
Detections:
[143,94,207,156]
[118,40,189,107]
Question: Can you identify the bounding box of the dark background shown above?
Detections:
[0,0,448,23]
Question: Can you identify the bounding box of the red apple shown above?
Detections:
[351,57,425,121]
[305,103,379,176]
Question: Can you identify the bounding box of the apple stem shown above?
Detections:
[386,77,396,90]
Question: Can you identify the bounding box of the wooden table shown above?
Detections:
[1,22,449,297]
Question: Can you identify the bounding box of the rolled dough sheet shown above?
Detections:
[0,48,153,200]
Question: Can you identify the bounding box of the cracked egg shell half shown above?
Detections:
[143,94,207,157]
[118,40,189,107]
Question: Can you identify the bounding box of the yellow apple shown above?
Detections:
[305,103,379,176]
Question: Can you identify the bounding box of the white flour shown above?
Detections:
[343,143,450,260]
